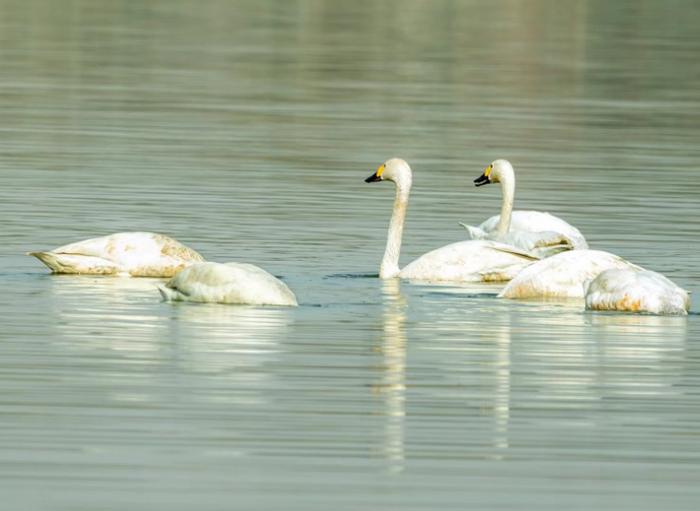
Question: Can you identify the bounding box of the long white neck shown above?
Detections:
[496,169,515,235]
[380,182,410,279]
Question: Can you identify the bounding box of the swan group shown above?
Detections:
[27,157,691,315]
[31,232,296,306]
[364,158,538,283]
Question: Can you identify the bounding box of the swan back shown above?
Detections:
[461,210,588,250]
[475,211,588,250]
[31,232,204,277]
[399,240,538,283]
[159,262,297,306]
[499,249,642,299]
[462,228,576,258]
[585,269,690,315]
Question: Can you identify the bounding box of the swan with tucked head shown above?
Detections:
[158,261,297,306]
[585,269,690,315]
[463,159,588,256]
[30,232,297,306]
[29,232,204,277]
[365,158,539,282]
[499,249,643,300]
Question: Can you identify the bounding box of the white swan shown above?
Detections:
[585,269,690,315]
[29,231,204,277]
[461,159,588,255]
[158,262,297,306]
[499,249,643,299]
[365,158,539,282]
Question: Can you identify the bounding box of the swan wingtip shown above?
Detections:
[157,285,175,301]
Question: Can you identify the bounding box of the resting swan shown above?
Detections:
[158,262,297,306]
[365,158,539,282]
[585,269,690,315]
[499,249,643,299]
[29,232,204,277]
[461,159,588,255]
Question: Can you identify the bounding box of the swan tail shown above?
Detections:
[479,263,533,282]
[530,244,573,259]
[28,251,119,275]
[459,223,486,240]
[487,243,541,261]
[157,285,180,301]
[28,251,64,273]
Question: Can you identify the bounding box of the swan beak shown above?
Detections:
[365,164,385,183]
[474,173,491,187]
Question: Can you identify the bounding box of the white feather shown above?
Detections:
[400,240,538,283]
[159,262,297,306]
[29,232,204,277]
[585,269,690,315]
[499,249,643,299]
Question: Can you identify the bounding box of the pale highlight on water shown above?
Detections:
[0,1,699,509]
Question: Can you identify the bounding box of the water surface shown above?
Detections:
[1,1,699,509]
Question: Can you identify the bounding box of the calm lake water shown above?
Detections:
[1,1,699,509]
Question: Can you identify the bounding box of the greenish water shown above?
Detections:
[1,1,699,509]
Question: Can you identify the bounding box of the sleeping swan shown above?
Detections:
[461,159,588,255]
[365,158,539,282]
[29,232,204,277]
[585,269,690,315]
[158,262,297,306]
[499,249,643,299]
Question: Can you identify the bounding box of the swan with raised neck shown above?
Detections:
[467,159,588,255]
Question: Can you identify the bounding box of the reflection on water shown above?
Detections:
[47,276,166,351]
[166,303,291,406]
[492,318,511,455]
[374,279,407,472]
[41,275,292,408]
[1,0,699,509]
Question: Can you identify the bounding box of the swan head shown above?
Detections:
[365,158,412,190]
[474,159,513,187]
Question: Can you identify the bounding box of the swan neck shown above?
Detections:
[380,184,409,279]
[497,172,515,235]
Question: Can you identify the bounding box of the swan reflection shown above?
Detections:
[164,302,292,405]
[410,288,690,460]
[374,279,407,473]
[513,304,688,403]
[44,275,292,406]
[46,275,167,351]
[492,319,511,454]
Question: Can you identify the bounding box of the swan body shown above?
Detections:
[29,232,204,277]
[365,158,539,283]
[399,239,538,283]
[463,160,588,253]
[461,224,575,258]
[585,269,690,315]
[158,262,297,306]
[462,211,588,250]
[499,249,643,299]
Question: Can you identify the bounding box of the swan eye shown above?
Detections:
[484,165,493,177]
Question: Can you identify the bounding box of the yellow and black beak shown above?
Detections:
[365,163,385,183]
[474,165,493,187]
